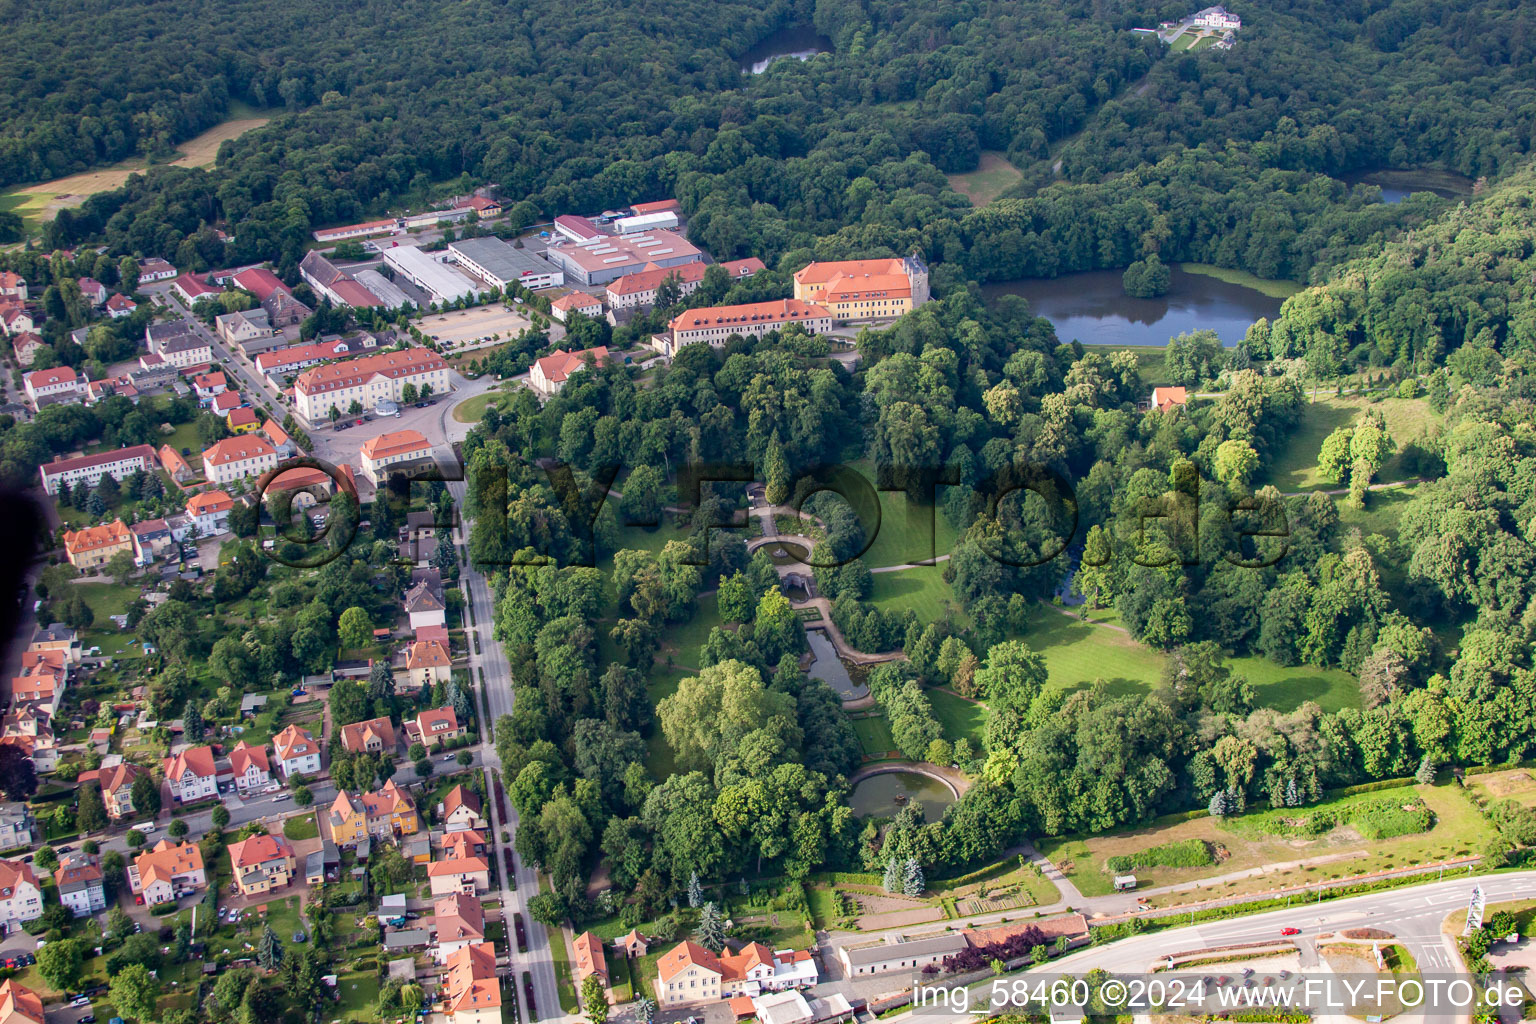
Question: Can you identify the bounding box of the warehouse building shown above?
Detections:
[448,238,565,291]
[613,210,679,234]
[381,247,482,306]
[544,230,703,286]
[354,269,414,310]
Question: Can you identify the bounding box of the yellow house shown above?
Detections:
[227,834,296,896]
[62,520,132,570]
[328,780,417,848]
[406,640,451,688]
[227,407,260,434]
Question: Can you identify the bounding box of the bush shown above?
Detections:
[1105,839,1214,873]
[1227,791,1432,841]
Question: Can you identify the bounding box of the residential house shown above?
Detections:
[406,640,451,688]
[215,308,273,346]
[37,444,158,496]
[0,305,37,338]
[62,519,132,570]
[192,371,228,401]
[298,250,382,310]
[261,290,312,329]
[432,892,486,963]
[28,624,80,665]
[210,391,241,417]
[441,785,485,833]
[0,716,55,776]
[408,707,464,748]
[78,762,143,819]
[10,333,43,367]
[227,834,297,896]
[0,273,26,301]
[574,931,611,1001]
[272,724,322,778]
[360,429,433,485]
[105,294,137,318]
[656,942,822,1008]
[228,741,273,793]
[0,861,42,931]
[23,366,83,409]
[137,258,177,283]
[201,436,278,486]
[10,651,66,710]
[426,855,489,896]
[615,929,649,957]
[230,268,291,303]
[185,490,234,536]
[0,981,43,1024]
[129,519,175,565]
[338,716,396,755]
[1150,386,1189,413]
[54,854,106,917]
[254,335,378,382]
[163,745,219,803]
[549,292,604,323]
[227,407,259,433]
[127,840,206,906]
[326,780,417,846]
[0,808,35,852]
[158,445,196,485]
[171,273,221,307]
[77,279,107,306]
[529,346,610,397]
[261,419,296,457]
[404,578,446,630]
[145,321,212,368]
[440,830,487,861]
[440,942,501,1024]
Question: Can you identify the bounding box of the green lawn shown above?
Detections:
[1232,654,1362,712]
[73,581,140,619]
[644,668,687,780]
[862,488,960,568]
[335,970,381,1020]
[1264,394,1437,492]
[451,389,512,423]
[283,812,320,840]
[852,715,899,759]
[1104,346,1171,386]
[549,931,581,1013]
[866,567,967,624]
[1024,604,1166,696]
[1178,263,1303,300]
[926,687,989,746]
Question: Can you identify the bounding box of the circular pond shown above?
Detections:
[849,770,956,823]
[764,541,812,566]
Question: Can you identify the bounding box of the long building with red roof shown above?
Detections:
[293,347,448,422]
[656,299,832,357]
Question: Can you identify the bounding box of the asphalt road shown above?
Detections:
[142,283,289,413]
[882,871,1534,1024]
[445,470,565,1023]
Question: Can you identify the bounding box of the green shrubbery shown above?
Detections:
[1105,839,1214,872]
[1227,791,1434,841]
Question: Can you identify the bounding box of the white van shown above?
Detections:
[132,822,156,835]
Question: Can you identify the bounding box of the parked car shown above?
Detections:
[71,996,91,1007]
[1280,927,1301,936]
[79,1015,97,1023]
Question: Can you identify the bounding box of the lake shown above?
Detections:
[848,770,955,823]
[1346,169,1473,205]
[741,25,831,74]
[982,267,1283,347]
[807,629,868,700]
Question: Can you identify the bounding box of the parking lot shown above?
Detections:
[415,304,533,349]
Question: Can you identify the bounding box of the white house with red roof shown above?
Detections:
[228,740,273,793]
[273,724,321,777]
[164,745,219,803]
[0,860,42,931]
[549,292,604,323]
[440,941,501,1024]
[407,707,464,748]
[0,304,36,337]
[230,268,291,303]
[10,332,44,367]
[658,299,832,357]
[201,435,277,485]
[137,257,177,283]
[76,278,107,306]
[105,293,137,318]
[192,371,228,401]
[0,272,26,301]
[360,429,433,485]
[529,346,609,397]
[185,490,234,535]
[37,444,157,495]
[22,367,83,409]
[171,273,222,306]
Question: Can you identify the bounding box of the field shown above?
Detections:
[1264,394,1437,492]
[1025,604,1166,696]
[415,303,533,348]
[862,487,961,568]
[0,107,270,230]
[852,714,899,759]
[1039,780,1490,900]
[946,151,1024,207]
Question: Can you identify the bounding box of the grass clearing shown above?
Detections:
[852,714,899,760]
[0,110,270,230]
[1024,604,1165,696]
[451,389,515,423]
[283,811,320,840]
[1467,769,1536,808]
[862,488,960,568]
[947,151,1025,207]
[867,567,967,624]
[1231,655,1362,713]
[926,687,988,747]
[1264,394,1438,492]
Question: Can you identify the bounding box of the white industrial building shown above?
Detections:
[613,210,679,234]
[354,269,414,309]
[448,237,566,291]
[543,230,703,285]
[382,246,483,305]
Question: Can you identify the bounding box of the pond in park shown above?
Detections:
[1345,168,1474,204]
[741,25,832,74]
[981,266,1283,347]
[849,770,955,823]
[806,629,868,700]
[764,540,812,566]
